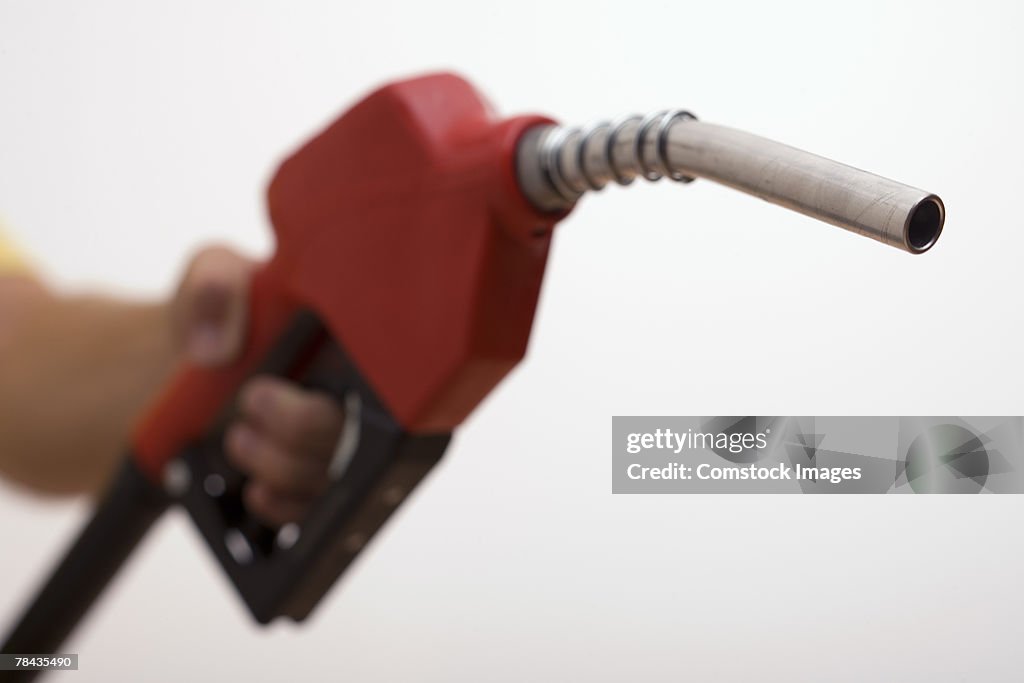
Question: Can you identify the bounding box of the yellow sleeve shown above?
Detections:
[0,226,30,275]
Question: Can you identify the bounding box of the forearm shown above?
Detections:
[0,276,177,495]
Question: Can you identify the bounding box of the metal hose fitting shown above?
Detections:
[516,112,944,253]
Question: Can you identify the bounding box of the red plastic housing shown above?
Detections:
[133,73,564,479]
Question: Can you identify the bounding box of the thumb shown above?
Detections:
[173,245,254,367]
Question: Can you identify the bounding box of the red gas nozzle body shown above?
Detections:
[134,72,561,479]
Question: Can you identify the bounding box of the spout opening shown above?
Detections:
[905,195,944,253]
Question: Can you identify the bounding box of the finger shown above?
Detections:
[225,423,330,495]
[173,245,254,366]
[243,481,313,526]
[237,376,343,455]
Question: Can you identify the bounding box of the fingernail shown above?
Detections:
[188,323,224,364]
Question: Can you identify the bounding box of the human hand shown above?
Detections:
[171,245,343,524]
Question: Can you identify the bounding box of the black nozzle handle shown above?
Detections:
[0,458,168,682]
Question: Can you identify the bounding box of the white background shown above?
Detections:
[1,1,1022,680]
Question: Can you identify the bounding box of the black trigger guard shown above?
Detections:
[174,311,451,623]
